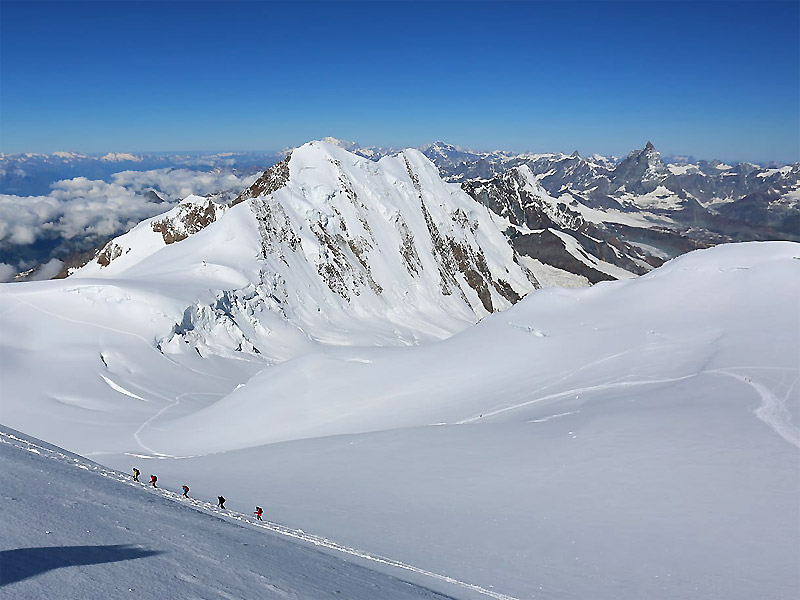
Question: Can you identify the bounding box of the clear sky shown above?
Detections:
[1,0,798,163]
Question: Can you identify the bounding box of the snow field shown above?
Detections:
[0,427,516,600]
[0,142,798,600]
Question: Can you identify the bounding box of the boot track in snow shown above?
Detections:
[0,429,521,600]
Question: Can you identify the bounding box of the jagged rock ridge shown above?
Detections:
[463,166,660,283]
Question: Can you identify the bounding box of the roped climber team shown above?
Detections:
[132,467,266,522]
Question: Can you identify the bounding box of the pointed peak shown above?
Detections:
[644,141,656,152]
[570,150,581,159]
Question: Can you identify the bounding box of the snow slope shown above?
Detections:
[1,198,798,598]
[85,242,798,600]
[0,426,479,600]
[0,140,536,452]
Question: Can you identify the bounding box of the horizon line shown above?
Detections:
[1,141,797,168]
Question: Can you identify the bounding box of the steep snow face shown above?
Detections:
[240,142,537,316]
[0,427,479,600]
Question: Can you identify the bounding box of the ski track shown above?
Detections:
[0,430,522,600]
[133,391,225,457]
[456,374,698,424]
[710,368,800,449]
[528,411,580,423]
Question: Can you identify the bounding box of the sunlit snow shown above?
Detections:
[0,142,798,599]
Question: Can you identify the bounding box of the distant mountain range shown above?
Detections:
[1,139,797,284]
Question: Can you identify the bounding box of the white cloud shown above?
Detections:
[0,169,258,247]
[29,258,64,281]
[0,262,16,282]
[111,168,257,201]
[0,194,61,245]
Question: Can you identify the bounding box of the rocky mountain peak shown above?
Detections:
[611,141,672,195]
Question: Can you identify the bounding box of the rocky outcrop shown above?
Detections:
[96,242,125,267]
[151,198,220,245]
[231,157,290,207]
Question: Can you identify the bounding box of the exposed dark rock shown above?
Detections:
[96,242,124,267]
[462,166,656,280]
[53,247,100,278]
[146,189,166,203]
[151,200,218,245]
[248,195,301,264]
[232,156,291,206]
[511,230,614,284]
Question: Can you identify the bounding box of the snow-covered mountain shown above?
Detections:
[462,165,659,285]
[0,163,269,281]
[422,141,800,251]
[70,141,536,361]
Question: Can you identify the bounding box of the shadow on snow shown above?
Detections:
[0,544,164,586]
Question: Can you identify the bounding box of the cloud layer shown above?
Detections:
[0,168,257,249]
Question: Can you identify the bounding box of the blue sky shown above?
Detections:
[1,0,798,163]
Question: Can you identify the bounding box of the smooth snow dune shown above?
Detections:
[138,241,800,455]
[1,234,799,599]
[101,242,799,600]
